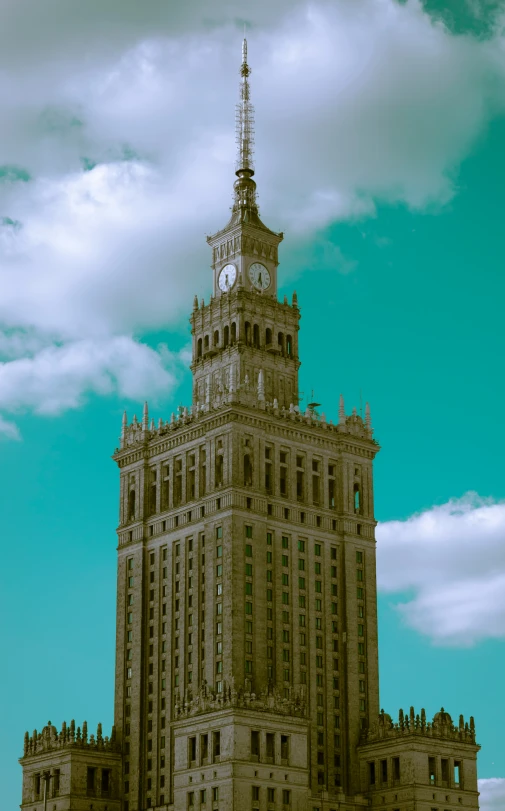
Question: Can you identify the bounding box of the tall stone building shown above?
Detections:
[19,40,480,811]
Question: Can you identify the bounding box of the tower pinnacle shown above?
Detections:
[232,38,259,221]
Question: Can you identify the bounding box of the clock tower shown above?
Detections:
[19,36,481,811]
[191,40,300,411]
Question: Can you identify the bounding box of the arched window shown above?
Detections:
[253,324,260,348]
[223,325,229,348]
[231,322,237,343]
[204,335,209,350]
[245,321,251,345]
[354,484,361,514]
[286,335,293,357]
[266,328,272,346]
[278,332,284,354]
[197,338,202,359]
[213,330,219,347]
[243,455,253,487]
[128,490,136,521]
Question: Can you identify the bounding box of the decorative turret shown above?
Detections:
[21,720,120,757]
[361,706,478,744]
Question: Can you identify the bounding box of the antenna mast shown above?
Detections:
[232,38,259,219]
[236,38,255,174]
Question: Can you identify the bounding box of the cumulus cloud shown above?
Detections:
[376,493,505,646]
[0,336,181,418]
[479,778,505,811]
[1,0,505,432]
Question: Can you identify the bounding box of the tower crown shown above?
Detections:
[207,40,283,299]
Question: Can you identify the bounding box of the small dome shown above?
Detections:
[433,707,453,726]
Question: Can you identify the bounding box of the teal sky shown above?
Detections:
[1,2,505,809]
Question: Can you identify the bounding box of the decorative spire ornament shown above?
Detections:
[257,369,265,401]
[365,401,372,430]
[339,394,345,425]
[142,401,149,432]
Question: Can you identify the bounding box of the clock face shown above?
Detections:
[249,262,271,291]
[218,264,237,292]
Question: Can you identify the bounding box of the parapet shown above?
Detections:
[361,707,477,745]
[174,681,307,721]
[22,720,121,758]
[116,393,377,453]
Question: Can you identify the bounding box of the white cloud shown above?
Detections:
[376,493,505,646]
[0,336,181,417]
[0,0,505,429]
[479,778,505,811]
[0,414,21,441]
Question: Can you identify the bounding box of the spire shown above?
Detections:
[365,401,372,430]
[142,401,148,431]
[257,369,265,401]
[339,394,345,425]
[232,39,259,222]
[120,410,127,448]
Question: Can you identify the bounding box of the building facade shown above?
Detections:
[19,40,480,811]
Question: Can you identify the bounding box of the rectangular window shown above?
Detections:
[189,736,197,763]
[315,543,321,556]
[441,758,449,783]
[212,787,219,802]
[393,756,400,781]
[282,573,289,585]
[282,536,289,548]
[245,544,253,557]
[87,767,96,793]
[454,760,461,788]
[267,532,272,545]
[299,577,306,589]
[251,730,260,757]
[282,592,289,604]
[213,731,221,759]
[315,580,322,593]
[267,788,275,803]
[282,789,291,804]
[216,527,222,539]
[381,759,388,783]
[252,785,260,802]
[429,756,436,785]
[356,551,363,563]
[245,525,253,538]
[369,762,375,786]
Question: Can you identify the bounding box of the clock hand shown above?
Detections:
[258,272,262,285]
